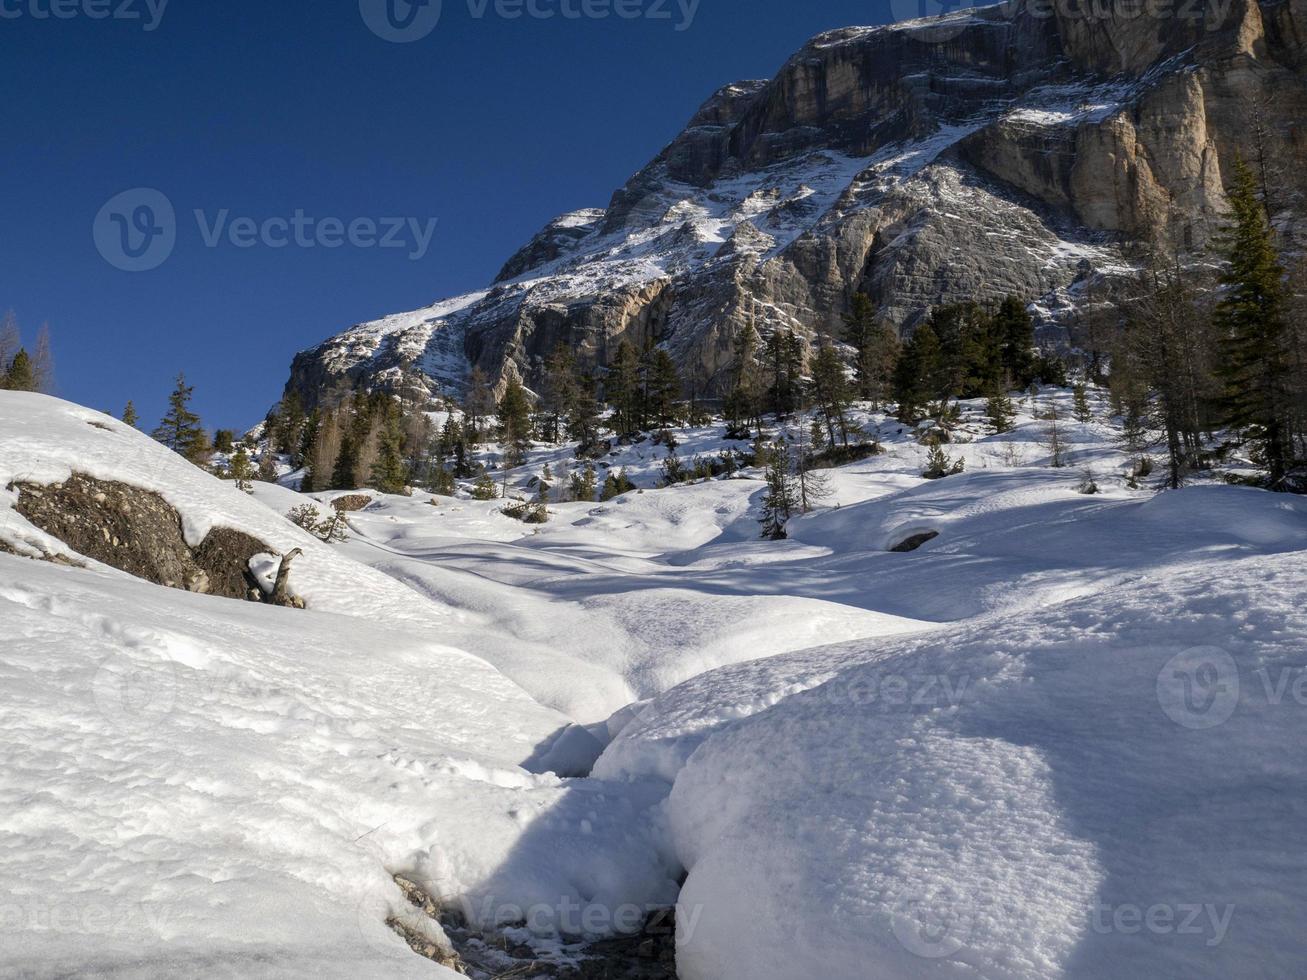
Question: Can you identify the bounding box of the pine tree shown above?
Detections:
[540,344,578,444]
[153,373,210,464]
[725,323,764,438]
[646,347,681,427]
[985,387,1016,434]
[809,339,852,448]
[793,424,833,513]
[498,375,533,467]
[122,401,140,427]
[471,468,499,500]
[214,430,236,454]
[764,330,805,419]
[893,323,943,422]
[570,464,598,502]
[257,452,278,483]
[994,295,1037,388]
[370,412,408,494]
[606,341,643,436]
[463,367,496,444]
[922,441,965,480]
[1214,157,1294,488]
[758,439,798,540]
[1072,383,1093,423]
[3,349,35,391]
[229,446,256,492]
[843,293,880,401]
[600,468,635,501]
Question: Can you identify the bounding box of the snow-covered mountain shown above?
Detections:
[285,0,1307,406]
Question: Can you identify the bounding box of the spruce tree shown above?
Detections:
[122,401,140,427]
[1214,157,1294,487]
[3,349,35,391]
[1072,383,1093,423]
[646,347,681,427]
[985,387,1016,434]
[153,373,210,464]
[606,341,643,436]
[498,375,533,467]
[893,323,943,422]
[758,439,798,540]
[229,446,256,493]
[809,340,852,448]
[540,344,578,444]
[725,323,763,438]
[994,296,1036,388]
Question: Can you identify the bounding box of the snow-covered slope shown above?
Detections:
[5,388,1307,977]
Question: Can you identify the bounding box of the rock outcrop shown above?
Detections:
[12,474,275,603]
[284,0,1307,408]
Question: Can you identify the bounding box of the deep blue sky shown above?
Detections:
[2,0,900,430]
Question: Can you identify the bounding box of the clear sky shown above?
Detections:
[2,0,904,430]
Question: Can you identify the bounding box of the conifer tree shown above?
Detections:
[153,373,210,464]
[994,295,1037,388]
[471,468,499,500]
[498,375,533,467]
[540,344,578,444]
[122,401,140,427]
[463,367,496,444]
[3,349,35,391]
[229,446,256,492]
[370,412,408,493]
[646,347,681,427]
[843,293,879,401]
[724,323,763,438]
[809,340,852,449]
[764,330,805,419]
[606,341,643,436]
[1072,383,1093,424]
[985,387,1016,434]
[893,323,943,422]
[758,439,798,540]
[1214,157,1294,487]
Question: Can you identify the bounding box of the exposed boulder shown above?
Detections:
[10,474,273,603]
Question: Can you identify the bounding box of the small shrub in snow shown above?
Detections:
[471,471,498,500]
[922,443,965,480]
[502,500,548,524]
[285,504,349,543]
[1077,468,1100,495]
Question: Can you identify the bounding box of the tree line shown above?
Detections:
[0,312,55,393]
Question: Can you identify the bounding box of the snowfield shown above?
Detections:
[2,391,1306,978]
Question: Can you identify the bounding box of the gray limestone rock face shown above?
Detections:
[283,0,1306,410]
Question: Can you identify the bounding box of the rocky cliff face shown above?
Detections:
[285,0,1307,407]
